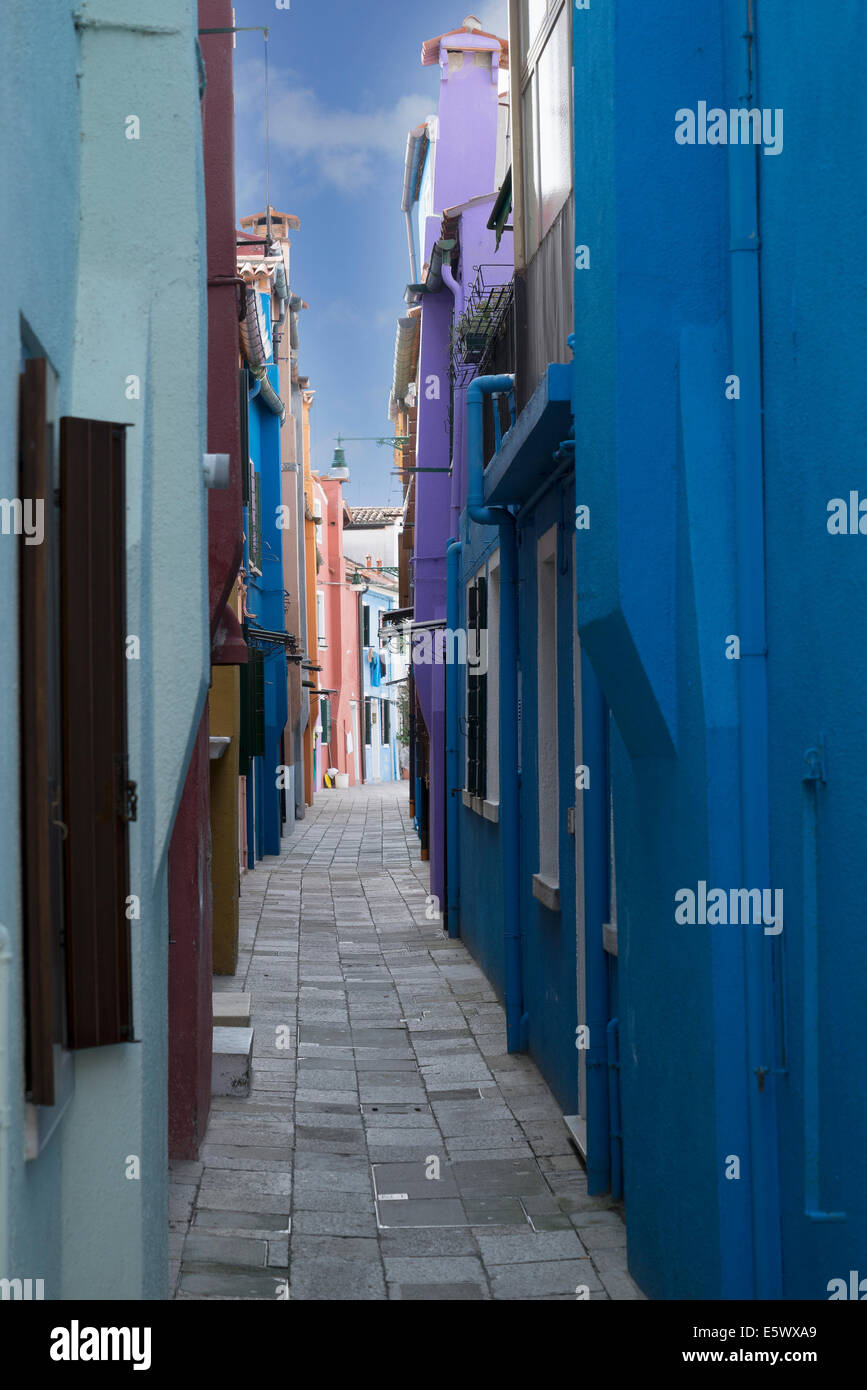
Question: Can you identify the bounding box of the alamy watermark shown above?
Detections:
[382,621,488,675]
[676,102,783,156]
[0,497,44,545]
[675,881,783,935]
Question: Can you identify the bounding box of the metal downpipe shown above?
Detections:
[466,374,526,1051]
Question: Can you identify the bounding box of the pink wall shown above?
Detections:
[316,478,361,785]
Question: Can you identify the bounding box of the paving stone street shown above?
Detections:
[170,782,643,1301]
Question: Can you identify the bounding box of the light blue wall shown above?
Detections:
[362,587,399,782]
[0,0,209,1300]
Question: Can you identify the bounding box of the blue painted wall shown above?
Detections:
[572,0,867,1300]
[362,586,400,783]
[245,298,288,861]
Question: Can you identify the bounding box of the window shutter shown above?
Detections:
[362,605,370,647]
[239,369,251,506]
[321,696,331,747]
[382,700,390,745]
[19,358,57,1102]
[476,577,488,800]
[364,698,373,746]
[467,581,480,796]
[59,418,133,1049]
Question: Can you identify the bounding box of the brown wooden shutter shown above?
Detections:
[60,418,134,1048]
[19,358,56,1103]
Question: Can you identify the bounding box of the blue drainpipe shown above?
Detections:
[726,2,782,1299]
[466,373,527,1052]
[446,538,462,938]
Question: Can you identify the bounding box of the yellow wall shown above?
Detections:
[209,661,240,975]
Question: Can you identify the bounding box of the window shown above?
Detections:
[520,0,572,260]
[18,359,137,1096]
[535,526,559,904]
[316,590,327,647]
[59,417,135,1047]
[364,697,373,746]
[381,700,391,745]
[466,574,488,799]
[248,463,262,573]
[320,695,331,748]
[362,604,370,648]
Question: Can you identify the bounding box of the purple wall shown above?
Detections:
[411,24,511,905]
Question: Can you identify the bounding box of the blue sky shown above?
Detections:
[232,0,507,507]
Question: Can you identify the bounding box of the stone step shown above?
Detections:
[212,992,252,1027]
[211,1027,253,1098]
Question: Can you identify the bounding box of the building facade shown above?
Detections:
[0,0,210,1299]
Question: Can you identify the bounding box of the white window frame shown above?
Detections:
[316,589,327,648]
[520,0,573,261]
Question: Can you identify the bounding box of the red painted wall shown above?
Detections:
[168,0,244,1160]
[168,716,213,1159]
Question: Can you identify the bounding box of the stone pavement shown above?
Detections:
[170,781,644,1300]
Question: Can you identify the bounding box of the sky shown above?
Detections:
[232,0,508,508]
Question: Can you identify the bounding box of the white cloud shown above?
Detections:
[235,60,432,196]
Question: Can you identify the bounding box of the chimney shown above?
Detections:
[366,554,372,567]
[376,559,383,570]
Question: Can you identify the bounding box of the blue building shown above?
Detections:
[416,0,866,1301]
[352,561,404,784]
[238,258,289,865]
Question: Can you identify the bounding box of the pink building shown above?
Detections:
[313,477,362,788]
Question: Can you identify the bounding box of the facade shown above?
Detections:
[570,0,867,1303]
[168,0,249,1160]
[395,0,867,1303]
[313,478,362,789]
[237,224,291,867]
[394,16,512,894]
[349,560,405,784]
[343,506,404,569]
[0,0,210,1298]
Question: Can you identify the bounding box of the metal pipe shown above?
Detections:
[606,1017,623,1200]
[445,538,462,937]
[581,659,612,1195]
[726,0,782,1299]
[466,373,526,1050]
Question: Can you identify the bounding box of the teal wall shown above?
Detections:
[0,0,209,1300]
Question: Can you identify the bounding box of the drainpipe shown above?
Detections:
[467,373,527,1051]
[726,0,782,1299]
[446,538,462,938]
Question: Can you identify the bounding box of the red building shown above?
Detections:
[167,0,248,1160]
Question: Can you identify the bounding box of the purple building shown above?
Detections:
[391,16,512,907]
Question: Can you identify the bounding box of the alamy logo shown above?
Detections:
[0,497,44,545]
[50,1321,151,1371]
[675,102,783,156]
[0,1277,44,1299]
[827,1271,867,1300]
[675,881,783,935]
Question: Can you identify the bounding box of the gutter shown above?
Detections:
[726,1,782,1298]
[466,373,527,1052]
[249,365,285,423]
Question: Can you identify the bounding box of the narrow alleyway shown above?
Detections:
[170,783,642,1300]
